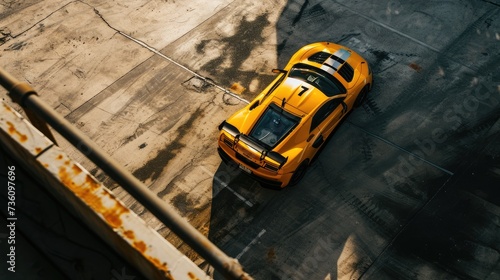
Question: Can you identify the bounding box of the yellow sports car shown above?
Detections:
[217,42,372,188]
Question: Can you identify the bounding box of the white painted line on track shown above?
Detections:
[236,229,266,260]
[200,166,254,207]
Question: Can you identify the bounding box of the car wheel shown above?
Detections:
[354,85,370,107]
[288,160,309,187]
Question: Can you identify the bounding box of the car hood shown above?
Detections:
[271,77,327,115]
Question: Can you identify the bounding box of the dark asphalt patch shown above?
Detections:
[216,1,500,279]
[366,128,500,279]
[133,107,202,182]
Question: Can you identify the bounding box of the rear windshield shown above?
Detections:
[289,63,345,96]
[249,103,300,149]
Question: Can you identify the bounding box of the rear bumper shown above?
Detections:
[217,147,287,189]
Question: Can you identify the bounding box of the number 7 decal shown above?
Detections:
[298,85,309,96]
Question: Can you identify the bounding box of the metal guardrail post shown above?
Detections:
[0,68,252,280]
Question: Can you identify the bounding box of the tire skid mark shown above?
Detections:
[360,134,375,163]
[340,191,396,237]
[360,93,388,135]
[362,94,383,116]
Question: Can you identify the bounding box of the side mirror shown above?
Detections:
[272,69,287,74]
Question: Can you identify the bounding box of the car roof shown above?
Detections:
[270,43,364,115]
[287,42,366,87]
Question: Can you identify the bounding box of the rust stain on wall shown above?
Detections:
[147,256,172,279]
[58,165,129,228]
[72,164,82,175]
[54,158,178,279]
[6,121,27,142]
[125,230,174,279]
[124,230,135,239]
[134,240,147,253]
[84,174,99,191]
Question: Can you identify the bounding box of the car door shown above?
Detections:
[307,95,347,152]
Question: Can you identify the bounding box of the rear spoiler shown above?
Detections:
[218,121,288,168]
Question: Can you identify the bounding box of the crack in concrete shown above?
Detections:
[481,0,500,7]
[5,0,79,39]
[4,0,248,101]
[332,0,496,73]
[0,27,12,45]
[77,0,250,104]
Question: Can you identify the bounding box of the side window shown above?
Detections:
[315,76,342,96]
[310,98,343,132]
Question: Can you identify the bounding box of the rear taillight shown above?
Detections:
[264,163,279,172]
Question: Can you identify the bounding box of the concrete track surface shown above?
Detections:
[1,0,499,279]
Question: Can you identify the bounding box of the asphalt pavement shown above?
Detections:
[1,0,499,279]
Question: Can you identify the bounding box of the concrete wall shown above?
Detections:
[0,100,210,279]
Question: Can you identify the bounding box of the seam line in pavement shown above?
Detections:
[7,0,79,38]
[348,121,455,176]
[333,1,498,73]
[116,32,247,104]
[482,0,500,7]
[333,1,440,53]
[81,0,250,105]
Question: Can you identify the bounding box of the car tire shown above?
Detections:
[354,84,370,107]
[288,160,309,187]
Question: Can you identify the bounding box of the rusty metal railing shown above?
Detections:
[0,67,252,280]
